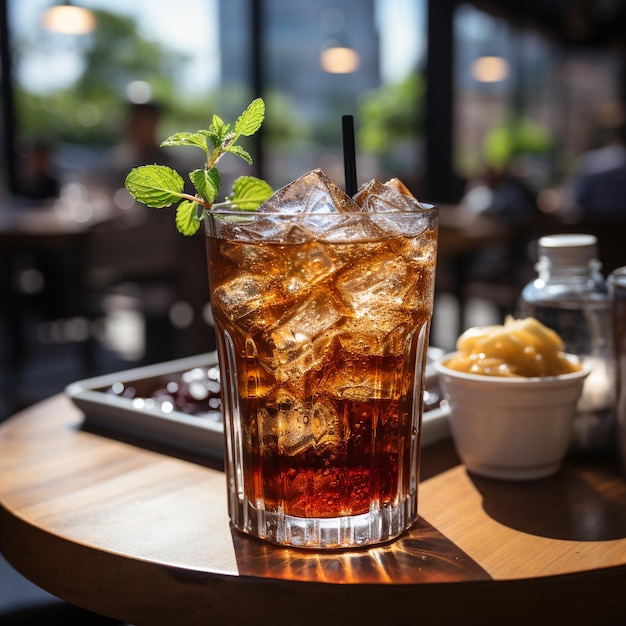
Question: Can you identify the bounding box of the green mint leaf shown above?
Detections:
[234,98,265,138]
[125,165,185,208]
[190,167,220,203]
[200,130,220,150]
[161,131,209,156]
[228,176,273,211]
[226,144,253,165]
[176,200,202,236]
[202,114,230,149]
[222,131,236,147]
[124,98,273,237]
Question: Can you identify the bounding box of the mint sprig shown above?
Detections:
[125,98,273,236]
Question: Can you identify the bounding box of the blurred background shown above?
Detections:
[2,0,626,423]
[2,1,626,619]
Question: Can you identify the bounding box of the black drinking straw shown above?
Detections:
[342,114,357,197]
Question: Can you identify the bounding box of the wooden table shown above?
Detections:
[1,395,626,625]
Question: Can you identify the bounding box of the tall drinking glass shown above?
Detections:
[204,176,438,549]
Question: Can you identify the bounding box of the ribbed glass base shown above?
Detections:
[231,495,418,549]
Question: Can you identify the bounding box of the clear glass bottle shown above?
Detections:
[516,234,615,456]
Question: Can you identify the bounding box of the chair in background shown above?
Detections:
[79,205,216,367]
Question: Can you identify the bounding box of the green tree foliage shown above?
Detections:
[15,9,192,146]
[263,89,311,145]
[74,10,185,104]
[483,115,552,167]
[357,72,425,153]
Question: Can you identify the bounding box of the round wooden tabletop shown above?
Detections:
[1,394,626,625]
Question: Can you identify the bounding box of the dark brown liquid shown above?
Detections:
[208,228,436,519]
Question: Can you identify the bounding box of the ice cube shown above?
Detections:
[258,169,357,214]
[269,289,345,364]
[353,179,420,213]
[263,289,347,385]
[224,170,364,243]
[245,170,434,243]
[212,272,284,333]
[219,213,296,243]
[336,251,413,314]
[387,225,438,265]
[308,397,341,446]
[338,318,415,356]
[383,177,416,197]
[257,389,340,457]
[213,273,268,320]
[315,337,405,401]
[220,240,277,270]
[282,242,337,296]
[353,178,433,237]
[333,251,425,355]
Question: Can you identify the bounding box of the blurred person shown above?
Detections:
[107,101,170,181]
[572,122,626,221]
[463,164,538,225]
[16,139,60,200]
[11,139,68,321]
[447,162,557,326]
[460,163,542,282]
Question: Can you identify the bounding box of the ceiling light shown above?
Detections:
[42,2,97,35]
[320,41,360,74]
[472,56,509,83]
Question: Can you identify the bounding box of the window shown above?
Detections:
[4,0,426,197]
[453,2,625,193]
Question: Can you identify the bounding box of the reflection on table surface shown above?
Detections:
[232,516,490,584]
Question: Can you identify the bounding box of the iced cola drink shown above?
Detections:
[205,170,437,548]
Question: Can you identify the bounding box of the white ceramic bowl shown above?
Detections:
[434,353,590,480]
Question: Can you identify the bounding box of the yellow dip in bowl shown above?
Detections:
[443,316,582,378]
